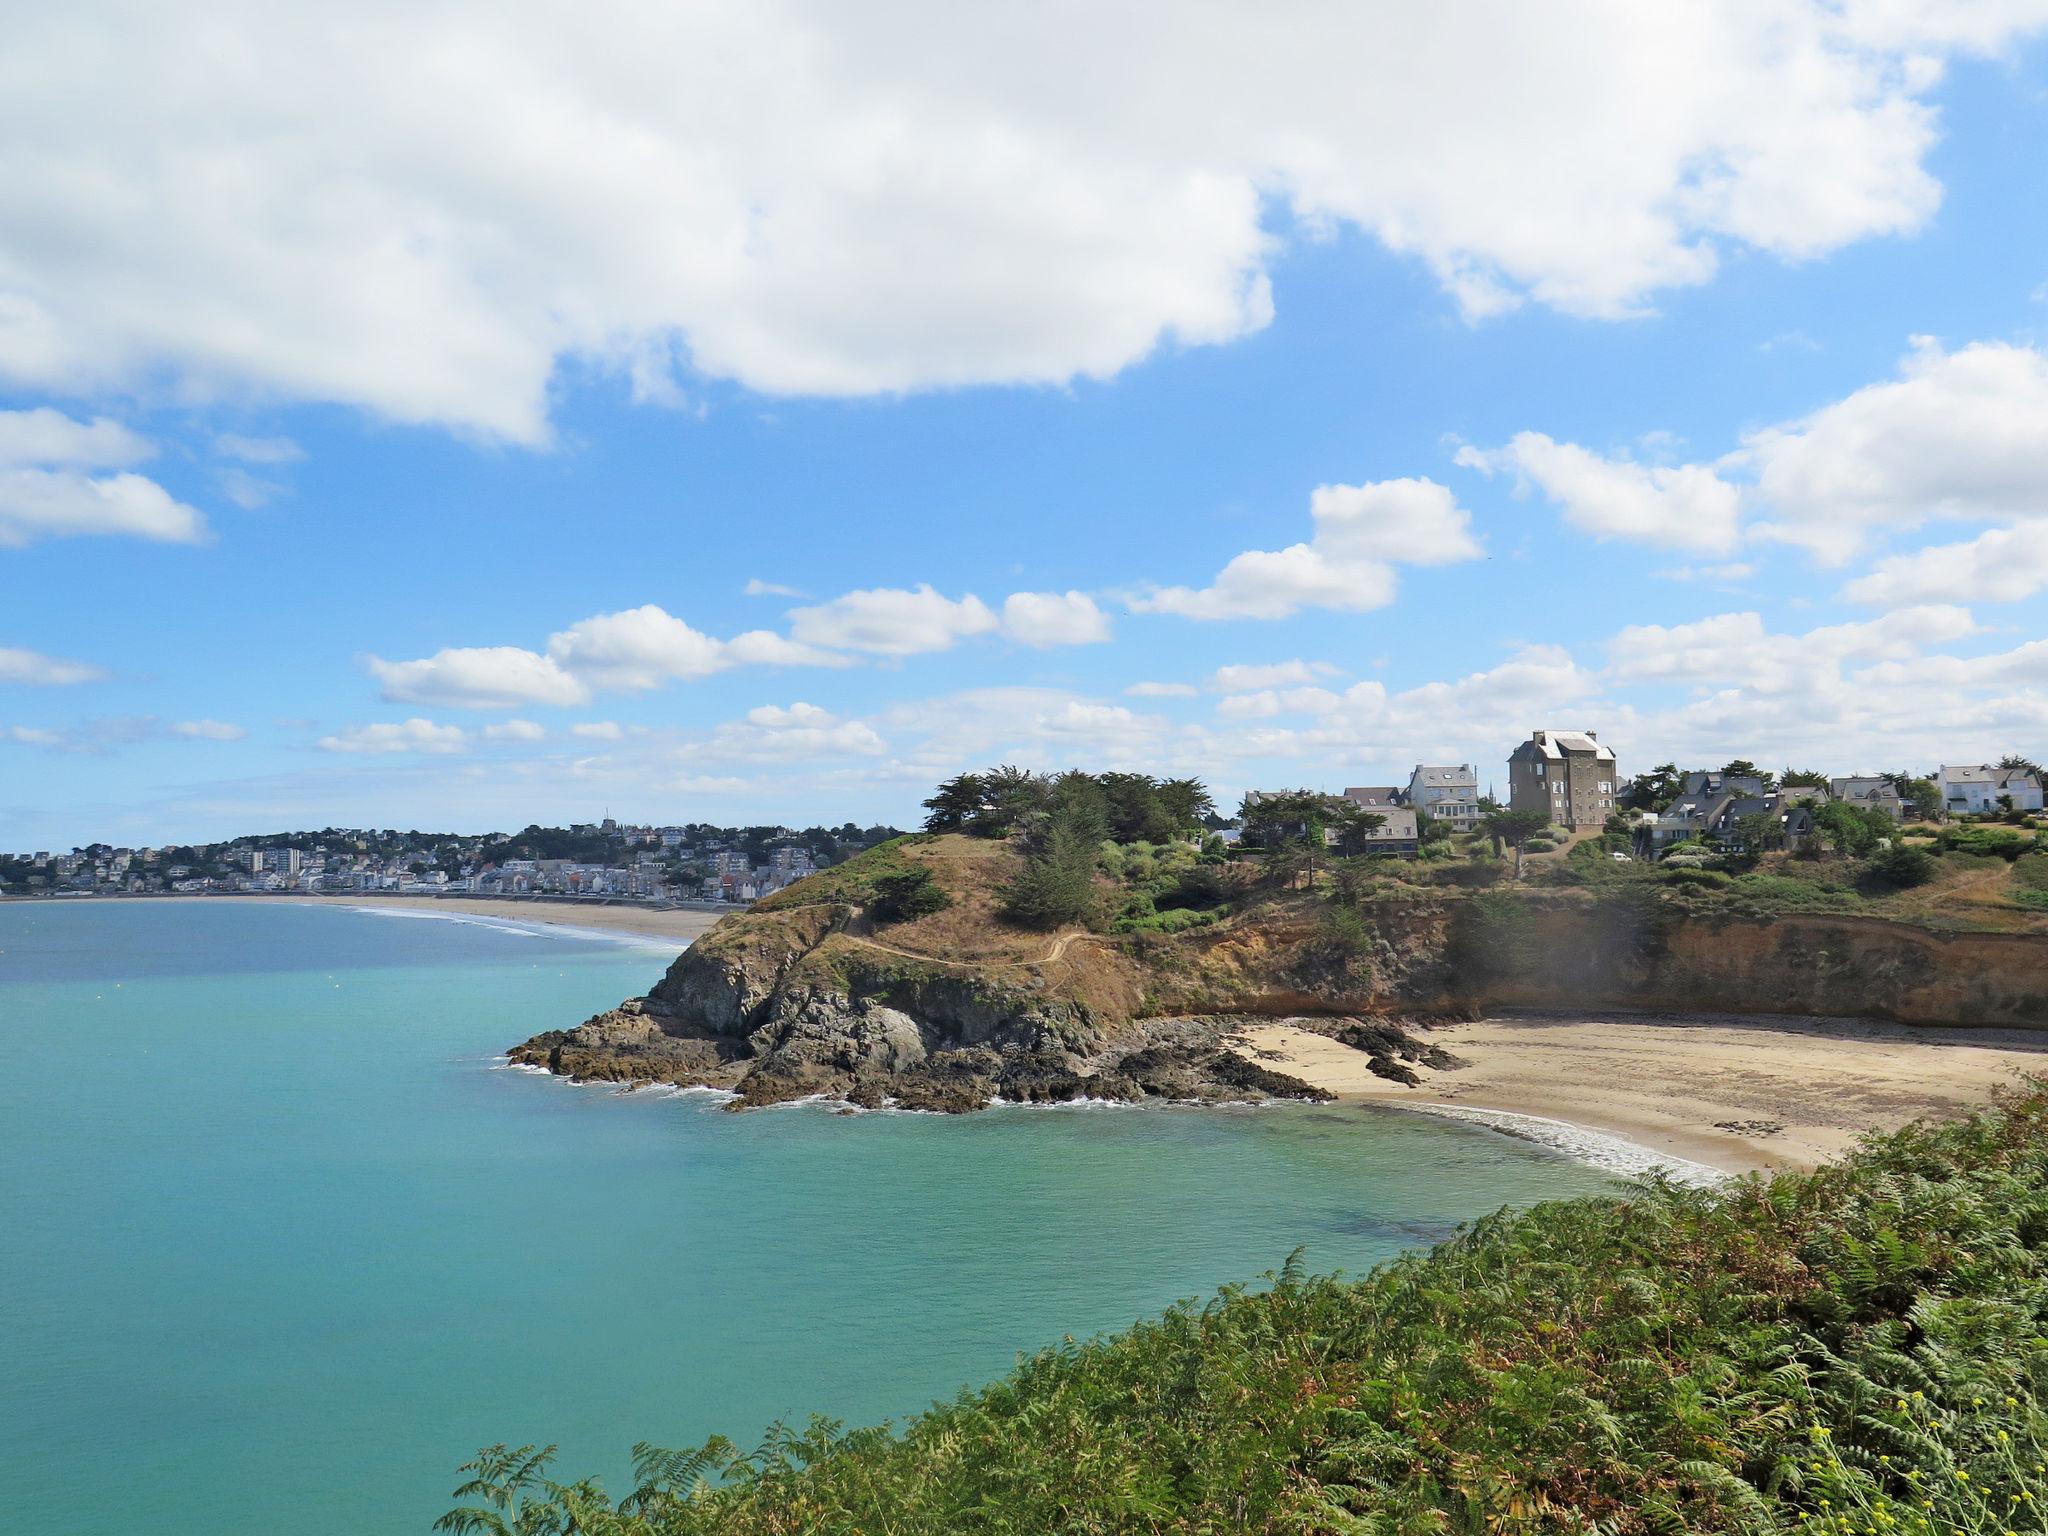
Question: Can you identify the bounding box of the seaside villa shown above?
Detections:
[1507,730,1618,832]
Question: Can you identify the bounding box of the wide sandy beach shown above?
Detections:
[11,893,726,950]
[1229,1012,2048,1177]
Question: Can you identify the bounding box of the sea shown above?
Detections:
[0,899,1621,1535]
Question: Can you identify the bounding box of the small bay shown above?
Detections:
[0,900,1616,1535]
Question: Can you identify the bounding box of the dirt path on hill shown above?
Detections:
[843,928,1102,968]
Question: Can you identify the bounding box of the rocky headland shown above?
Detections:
[507,834,2048,1113]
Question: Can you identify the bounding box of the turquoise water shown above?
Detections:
[0,900,1617,1535]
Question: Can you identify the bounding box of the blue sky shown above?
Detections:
[6,4,2048,849]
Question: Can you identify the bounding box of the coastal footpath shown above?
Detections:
[509,835,2048,1158]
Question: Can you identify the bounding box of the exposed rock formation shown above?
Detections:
[508,839,2048,1114]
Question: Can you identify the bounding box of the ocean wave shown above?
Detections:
[1386,1103,1728,1187]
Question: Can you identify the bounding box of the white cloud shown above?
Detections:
[788,584,998,656]
[316,718,468,754]
[1743,340,2048,560]
[170,719,246,740]
[696,701,886,760]
[3,725,64,747]
[1653,561,1756,583]
[1457,433,1744,554]
[570,720,626,740]
[999,590,1113,647]
[1137,477,1480,620]
[0,645,109,686]
[0,407,151,469]
[1843,521,2048,605]
[545,605,729,690]
[1606,605,1980,693]
[368,646,589,710]
[743,577,807,598]
[1125,680,1198,698]
[482,718,546,741]
[0,407,203,547]
[0,468,206,547]
[1208,660,1338,692]
[3,5,2033,437]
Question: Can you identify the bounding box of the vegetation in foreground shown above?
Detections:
[442,1087,2048,1535]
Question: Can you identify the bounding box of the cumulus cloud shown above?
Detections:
[1125,680,1199,698]
[1208,660,1339,692]
[1606,605,1980,692]
[316,718,468,754]
[1843,521,2048,605]
[368,646,590,710]
[0,407,204,547]
[693,701,886,760]
[570,720,626,740]
[999,590,1113,648]
[1744,339,2048,560]
[1137,477,1481,620]
[1457,433,1743,554]
[2,5,2032,438]
[0,645,109,686]
[545,606,728,690]
[787,585,999,656]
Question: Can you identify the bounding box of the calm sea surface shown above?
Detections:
[0,900,1616,1535]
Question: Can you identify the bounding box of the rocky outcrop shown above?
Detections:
[510,876,2048,1114]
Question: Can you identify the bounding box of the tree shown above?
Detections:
[1330,804,1388,857]
[1882,773,1941,820]
[1415,807,1453,844]
[869,867,950,923]
[1624,763,1682,813]
[1479,808,1552,879]
[1780,767,1829,789]
[921,773,986,833]
[1730,811,1778,855]
[1999,753,2044,778]
[999,801,1100,930]
[1238,790,1336,854]
[1155,777,1216,835]
[1865,841,1935,888]
[1814,800,1889,858]
[1720,759,1777,791]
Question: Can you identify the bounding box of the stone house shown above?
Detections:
[1508,730,1619,831]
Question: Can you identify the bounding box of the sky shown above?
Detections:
[6,1,2048,850]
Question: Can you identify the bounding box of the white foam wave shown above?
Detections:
[1388,1103,1727,1186]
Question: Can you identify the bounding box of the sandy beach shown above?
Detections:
[13,893,727,950]
[1229,1013,2048,1177]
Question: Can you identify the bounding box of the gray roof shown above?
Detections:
[1941,765,1997,785]
[1358,807,1419,838]
[1342,786,1400,805]
[1517,730,1616,762]
[1410,764,1478,789]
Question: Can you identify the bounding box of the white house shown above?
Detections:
[1941,764,2044,816]
[1405,764,1482,828]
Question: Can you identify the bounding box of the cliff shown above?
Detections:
[508,836,2048,1110]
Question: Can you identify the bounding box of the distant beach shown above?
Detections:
[5,892,726,947]
[1230,1012,2048,1177]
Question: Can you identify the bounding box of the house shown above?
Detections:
[1830,776,1905,821]
[1940,764,2044,815]
[1351,805,1420,856]
[1340,785,1401,810]
[1508,730,1619,831]
[1406,764,1482,829]
[1679,770,1768,801]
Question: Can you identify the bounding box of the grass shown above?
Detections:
[444,1086,2048,1536]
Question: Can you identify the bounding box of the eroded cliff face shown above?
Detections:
[508,888,2048,1112]
[1472,902,2048,1027]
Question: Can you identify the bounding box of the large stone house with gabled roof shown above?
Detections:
[1508,730,1618,831]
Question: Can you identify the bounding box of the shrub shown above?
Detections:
[2013,851,2048,891]
[867,867,951,923]
[1862,841,1937,889]
[1662,866,1732,889]
[1939,824,2038,861]
[1521,837,1556,853]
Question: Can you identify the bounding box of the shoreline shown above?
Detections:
[1229,1011,2048,1177]
[1,892,727,947]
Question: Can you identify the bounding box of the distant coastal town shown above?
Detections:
[0,817,906,905]
[9,727,2044,907]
